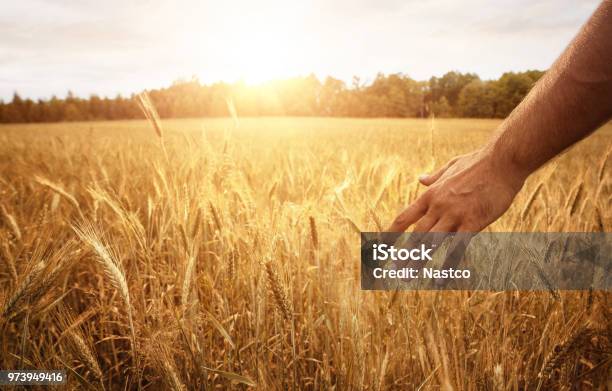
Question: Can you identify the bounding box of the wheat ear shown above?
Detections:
[0,203,21,241]
[181,250,199,309]
[536,326,593,390]
[597,146,611,182]
[55,306,103,384]
[521,182,543,220]
[149,341,186,391]
[566,183,584,216]
[2,261,45,317]
[137,91,168,162]
[34,176,83,217]
[309,216,319,250]
[72,222,138,376]
[264,260,292,321]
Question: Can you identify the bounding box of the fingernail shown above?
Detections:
[419,174,428,181]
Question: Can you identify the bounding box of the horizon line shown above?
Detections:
[1,67,547,102]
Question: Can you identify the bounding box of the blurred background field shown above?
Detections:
[0,117,610,390]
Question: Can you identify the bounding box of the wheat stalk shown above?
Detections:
[492,364,504,390]
[227,250,236,281]
[190,207,202,239]
[1,239,78,319]
[137,91,168,162]
[34,176,83,217]
[368,207,384,232]
[521,182,543,220]
[181,250,198,309]
[226,97,239,129]
[0,239,18,282]
[566,183,584,216]
[0,204,21,241]
[24,243,76,310]
[2,261,44,317]
[594,206,606,231]
[149,341,186,391]
[55,306,103,385]
[536,326,594,390]
[73,224,130,306]
[597,146,611,182]
[72,222,138,379]
[309,216,319,250]
[137,92,163,139]
[264,260,292,322]
[209,201,222,232]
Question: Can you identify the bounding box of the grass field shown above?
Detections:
[0,117,610,390]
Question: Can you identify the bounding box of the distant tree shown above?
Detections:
[0,69,546,123]
[431,97,452,118]
[492,70,544,117]
[320,77,346,115]
[457,80,496,118]
[427,71,480,113]
[362,73,424,117]
[89,95,104,120]
[63,103,81,121]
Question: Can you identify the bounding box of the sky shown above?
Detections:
[0,0,602,101]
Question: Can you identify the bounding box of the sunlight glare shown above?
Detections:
[189,1,310,84]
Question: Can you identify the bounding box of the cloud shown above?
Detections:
[0,0,602,100]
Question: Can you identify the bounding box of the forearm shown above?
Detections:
[486,0,612,180]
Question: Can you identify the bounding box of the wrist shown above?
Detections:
[478,142,529,192]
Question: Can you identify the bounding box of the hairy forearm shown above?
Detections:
[486,0,612,180]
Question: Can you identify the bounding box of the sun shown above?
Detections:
[230,30,298,84]
[187,3,312,85]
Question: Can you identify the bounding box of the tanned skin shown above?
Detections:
[389,0,612,234]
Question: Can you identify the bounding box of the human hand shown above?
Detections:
[389,148,526,234]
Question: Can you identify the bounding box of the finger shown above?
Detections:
[429,231,475,288]
[394,218,450,281]
[430,218,459,233]
[415,231,449,263]
[440,229,476,271]
[422,219,460,258]
[379,231,403,247]
[419,157,458,186]
[401,213,438,257]
[412,213,438,233]
[387,197,428,232]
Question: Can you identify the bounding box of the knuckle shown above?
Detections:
[427,191,447,210]
[422,188,438,202]
[419,190,431,202]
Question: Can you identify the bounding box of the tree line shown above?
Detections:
[0,70,544,123]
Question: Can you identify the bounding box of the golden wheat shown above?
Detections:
[264,259,293,322]
[0,117,609,389]
[537,326,595,390]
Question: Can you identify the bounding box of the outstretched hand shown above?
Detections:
[388,148,526,234]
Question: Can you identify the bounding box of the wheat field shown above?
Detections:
[0,117,610,390]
